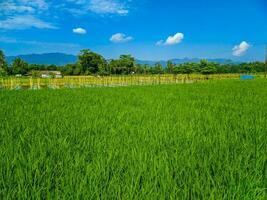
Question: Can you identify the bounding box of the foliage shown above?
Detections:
[63,63,82,75]
[0,50,8,76]
[0,80,266,199]
[31,70,40,78]
[1,49,266,76]
[78,49,107,75]
[153,62,164,74]
[109,55,135,75]
[176,62,195,74]
[11,57,28,75]
[166,61,174,73]
[46,55,267,76]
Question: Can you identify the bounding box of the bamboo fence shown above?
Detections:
[0,74,246,90]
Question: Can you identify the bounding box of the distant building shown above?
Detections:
[39,71,63,78]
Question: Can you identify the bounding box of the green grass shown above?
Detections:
[0,80,266,199]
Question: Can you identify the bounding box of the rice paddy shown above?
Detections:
[0,74,243,90]
[0,79,266,199]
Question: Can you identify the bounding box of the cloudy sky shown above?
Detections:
[0,0,266,61]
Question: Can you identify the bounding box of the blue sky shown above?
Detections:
[0,0,266,61]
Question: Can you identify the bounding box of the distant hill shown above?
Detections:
[7,53,77,66]
[7,53,234,66]
[136,58,234,67]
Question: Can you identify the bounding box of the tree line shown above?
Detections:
[0,49,266,77]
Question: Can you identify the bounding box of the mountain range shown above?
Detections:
[7,53,235,66]
[136,58,234,66]
[6,53,77,66]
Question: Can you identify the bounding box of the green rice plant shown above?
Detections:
[0,79,266,199]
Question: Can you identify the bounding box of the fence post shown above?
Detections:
[10,78,13,90]
[37,78,40,89]
[1,78,3,89]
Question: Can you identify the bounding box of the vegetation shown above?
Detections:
[78,49,107,75]
[0,49,266,77]
[11,58,29,75]
[0,80,266,199]
[0,50,8,76]
[0,74,245,90]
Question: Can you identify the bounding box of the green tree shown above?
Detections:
[179,63,195,75]
[166,61,174,74]
[0,50,8,76]
[78,49,107,74]
[98,62,110,75]
[217,64,231,74]
[108,55,135,74]
[118,55,135,74]
[63,64,82,75]
[154,62,164,74]
[135,64,144,74]
[109,59,122,74]
[199,59,216,75]
[12,58,28,75]
[31,70,40,78]
[252,62,265,73]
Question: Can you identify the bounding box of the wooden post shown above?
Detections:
[29,77,32,89]
[1,78,3,89]
[37,78,40,89]
[10,78,13,90]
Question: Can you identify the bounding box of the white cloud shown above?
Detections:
[62,8,87,16]
[0,0,132,31]
[0,1,53,30]
[0,0,131,31]
[0,15,56,30]
[110,33,133,43]
[156,40,164,46]
[89,0,128,15]
[0,0,48,14]
[157,32,184,46]
[232,41,250,56]
[20,0,48,10]
[73,27,87,34]
[0,2,35,14]
[66,0,130,16]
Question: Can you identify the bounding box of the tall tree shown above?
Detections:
[166,61,174,74]
[179,63,195,75]
[0,50,8,76]
[12,58,28,75]
[63,63,82,75]
[108,55,135,74]
[199,59,216,75]
[119,55,135,74]
[78,49,107,74]
[154,62,164,74]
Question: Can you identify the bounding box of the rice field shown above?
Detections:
[0,74,243,90]
[0,79,266,199]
